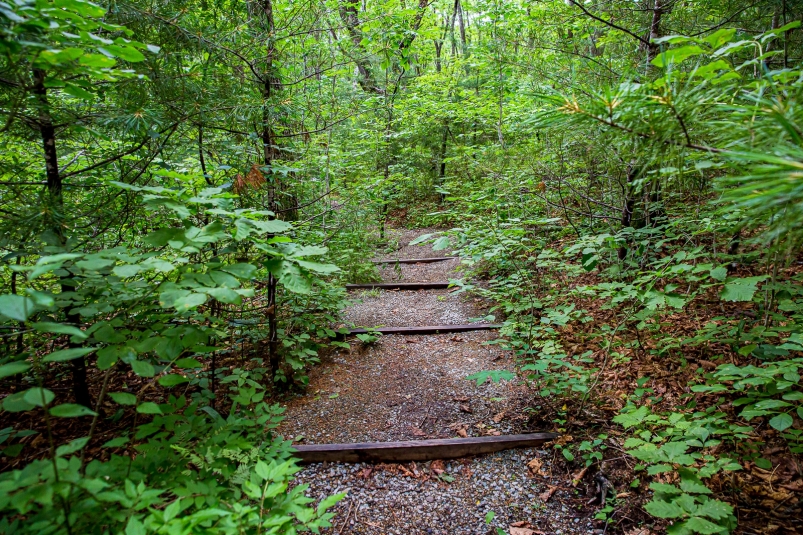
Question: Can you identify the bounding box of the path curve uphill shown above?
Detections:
[279,228,592,535]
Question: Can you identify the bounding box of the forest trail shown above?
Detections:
[280,229,592,535]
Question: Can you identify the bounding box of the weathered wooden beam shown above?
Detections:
[345,324,502,336]
[346,282,450,290]
[293,433,558,463]
[372,256,457,264]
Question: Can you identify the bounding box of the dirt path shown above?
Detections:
[280,228,593,535]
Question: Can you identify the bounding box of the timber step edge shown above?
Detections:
[372,256,457,264]
[341,323,502,337]
[346,282,451,290]
[292,432,559,463]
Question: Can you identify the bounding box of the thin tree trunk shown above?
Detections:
[33,68,92,408]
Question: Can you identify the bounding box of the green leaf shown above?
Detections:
[158,374,189,387]
[720,276,767,302]
[102,436,130,448]
[644,499,685,519]
[409,233,433,245]
[56,437,89,457]
[42,347,95,362]
[109,392,138,405]
[465,370,515,386]
[0,362,31,379]
[136,402,162,415]
[709,267,728,281]
[99,44,145,62]
[204,287,242,304]
[23,387,55,407]
[296,259,340,274]
[769,412,793,431]
[131,359,155,377]
[3,391,35,412]
[432,236,450,251]
[684,516,727,534]
[173,292,208,311]
[113,264,144,278]
[32,322,88,340]
[696,499,734,520]
[50,403,97,417]
[0,294,36,321]
[175,358,203,369]
[652,45,706,68]
[222,263,257,279]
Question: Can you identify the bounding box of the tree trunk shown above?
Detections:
[618,162,638,261]
[33,68,93,408]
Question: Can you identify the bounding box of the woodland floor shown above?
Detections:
[278,229,598,535]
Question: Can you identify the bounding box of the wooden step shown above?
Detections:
[346,282,451,290]
[372,256,457,264]
[345,324,502,336]
[293,433,558,463]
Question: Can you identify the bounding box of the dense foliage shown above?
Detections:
[1,0,802,533]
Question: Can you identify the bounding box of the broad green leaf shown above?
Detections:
[409,233,433,245]
[0,362,31,379]
[113,264,144,278]
[43,347,95,362]
[32,322,87,339]
[652,45,705,67]
[709,267,728,281]
[204,287,241,304]
[175,358,203,368]
[136,402,162,415]
[3,391,35,412]
[432,236,450,251]
[173,292,207,311]
[720,276,767,302]
[158,374,189,387]
[109,392,137,405]
[102,436,130,448]
[55,436,89,457]
[696,498,734,520]
[0,294,36,321]
[769,412,793,431]
[23,387,55,407]
[222,263,257,279]
[50,403,97,417]
[131,360,155,377]
[644,499,685,519]
[683,516,727,534]
[295,259,340,274]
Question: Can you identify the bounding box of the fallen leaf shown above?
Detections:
[616,492,631,499]
[453,396,469,402]
[460,404,472,414]
[510,528,538,535]
[554,435,573,446]
[571,466,588,487]
[488,430,502,436]
[357,467,373,479]
[493,411,506,423]
[624,529,651,535]
[410,426,427,437]
[539,485,557,503]
[431,460,445,475]
[456,428,468,438]
[528,458,546,477]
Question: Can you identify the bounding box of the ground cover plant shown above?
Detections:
[2,0,803,533]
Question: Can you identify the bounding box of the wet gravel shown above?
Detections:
[279,229,592,534]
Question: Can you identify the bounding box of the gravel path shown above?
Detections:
[280,229,593,535]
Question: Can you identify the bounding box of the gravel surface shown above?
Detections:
[279,229,592,535]
[374,228,453,262]
[343,289,491,328]
[376,257,462,284]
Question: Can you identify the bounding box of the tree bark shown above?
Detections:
[33,68,92,408]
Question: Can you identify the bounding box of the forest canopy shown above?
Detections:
[1,0,803,533]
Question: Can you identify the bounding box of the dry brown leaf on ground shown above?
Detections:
[539,485,558,503]
[430,460,445,475]
[510,527,545,535]
[624,529,652,535]
[456,428,468,438]
[528,458,546,477]
[571,466,589,487]
[410,426,427,436]
[460,404,473,413]
[554,435,573,446]
[493,411,506,422]
[356,467,373,479]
